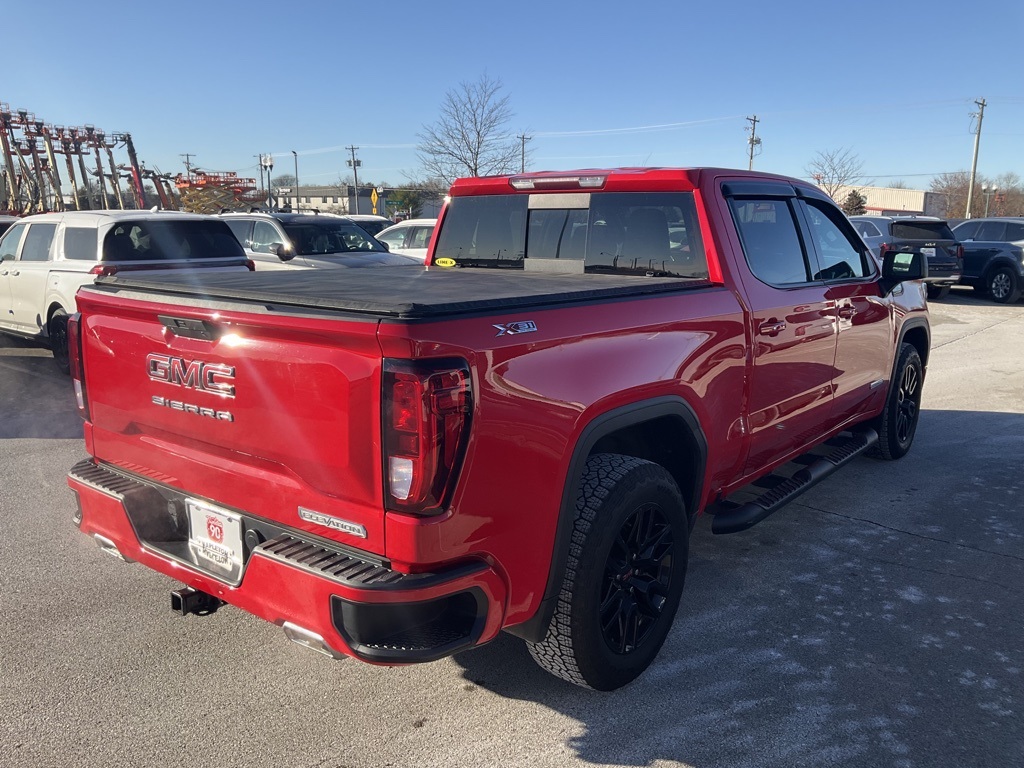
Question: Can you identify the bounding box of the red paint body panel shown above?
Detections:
[69,167,928,662]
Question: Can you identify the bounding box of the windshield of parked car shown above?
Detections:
[282,220,384,255]
[891,221,956,240]
[102,220,246,262]
[433,192,709,279]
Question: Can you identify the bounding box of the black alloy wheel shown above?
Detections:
[871,342,924,461]
[527,453,688,690]
[894,357,920,446]
[601,502,674,655]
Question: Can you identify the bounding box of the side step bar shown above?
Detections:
[711,428,878,535]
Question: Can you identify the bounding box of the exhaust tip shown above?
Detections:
[92,533,134,563]
[283,622,342,659]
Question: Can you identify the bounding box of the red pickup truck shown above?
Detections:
[67,168,930,690]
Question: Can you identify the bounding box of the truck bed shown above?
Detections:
[89,267,705,319]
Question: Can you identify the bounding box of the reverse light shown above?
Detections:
[509,175,606,190]
[383,359,472,514]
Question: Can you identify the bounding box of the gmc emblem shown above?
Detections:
[147,353,236,398]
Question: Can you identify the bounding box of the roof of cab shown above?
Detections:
[447,167,814,196]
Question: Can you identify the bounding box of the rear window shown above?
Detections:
[891,221,955,240]
[102,220,245,262]
[433,192,709,279]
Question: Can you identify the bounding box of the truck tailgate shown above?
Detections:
[75,287,388,555]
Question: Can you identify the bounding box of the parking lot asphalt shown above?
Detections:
[1,289,1021,768]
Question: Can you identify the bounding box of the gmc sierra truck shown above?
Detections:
[67,168,930,690]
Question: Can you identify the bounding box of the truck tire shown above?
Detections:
[49,309,70,375]
[925,285,950,301]
[986,266,1022,304]
[871,343,923,461]
[527,453,688,690]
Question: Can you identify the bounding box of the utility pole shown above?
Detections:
[346,145,361,214]
[517,133,531,173]
[964,97,986,219]
[180,153,195,178]
[745,115,761,171]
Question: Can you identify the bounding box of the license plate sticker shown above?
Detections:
[920,247,935,257]
[187,500,244,581]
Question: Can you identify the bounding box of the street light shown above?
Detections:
[983,184,999,217]
[291,150,299,213]
[260,153,274,209]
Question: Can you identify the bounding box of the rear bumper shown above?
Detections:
[68,459,507,663]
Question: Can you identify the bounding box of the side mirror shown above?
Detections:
[272,243,295,262]
[879,248,928,295]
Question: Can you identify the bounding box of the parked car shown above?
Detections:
[374,218,437,261]
[218,211,419,270]
[951,217,1024,303]
[342,214,395,237]
[849,215,963,299]
[0,210,252,371]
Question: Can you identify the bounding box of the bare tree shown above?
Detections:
[805,148,865,201]
[417,74,521,187]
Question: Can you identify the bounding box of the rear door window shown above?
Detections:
[976,222,1007,241]
[20,223,58,262]
[728,199,812,285]
[853,220,881,238]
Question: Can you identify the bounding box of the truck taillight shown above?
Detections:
[68,313,89,420]
[956,244,964,261]
[383,359,472,515]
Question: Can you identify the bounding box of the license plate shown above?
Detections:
[920,247,935,257]
[187,500,244,581]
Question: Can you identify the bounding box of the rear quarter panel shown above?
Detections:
[378,286,747,625]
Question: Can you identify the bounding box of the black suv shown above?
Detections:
[850,215,963,299]
[951,218,1024,304]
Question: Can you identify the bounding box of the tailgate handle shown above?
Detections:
[159,315,221,340]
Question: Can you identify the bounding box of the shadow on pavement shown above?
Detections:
[453,409,1024,767]
[0,336,81,439]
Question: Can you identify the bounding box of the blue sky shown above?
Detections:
[6,0,1022,190]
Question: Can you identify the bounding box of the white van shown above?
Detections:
[0,210,252,371]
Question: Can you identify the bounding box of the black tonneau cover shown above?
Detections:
[90,267,705,319]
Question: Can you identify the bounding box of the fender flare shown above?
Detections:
[506,395,708,642]
[894,316,930,373]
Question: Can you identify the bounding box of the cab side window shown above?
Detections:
[801,202,873,280]
[21,223,58,262]
[0,223,27,261]
[729,198,812,285]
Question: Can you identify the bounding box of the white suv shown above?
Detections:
[0,210,252,372]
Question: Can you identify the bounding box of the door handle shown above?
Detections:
[758,320,787,336]
[10,270,19,276]
[837,306,857,319]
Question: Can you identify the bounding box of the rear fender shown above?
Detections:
[506,396,707,642]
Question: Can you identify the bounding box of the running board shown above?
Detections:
[711,428,878,535]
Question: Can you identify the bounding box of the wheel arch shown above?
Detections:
[897,317,930,371]
[506,396,708,642]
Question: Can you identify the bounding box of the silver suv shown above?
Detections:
[0,210,251,371]
[218,211,418,270]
